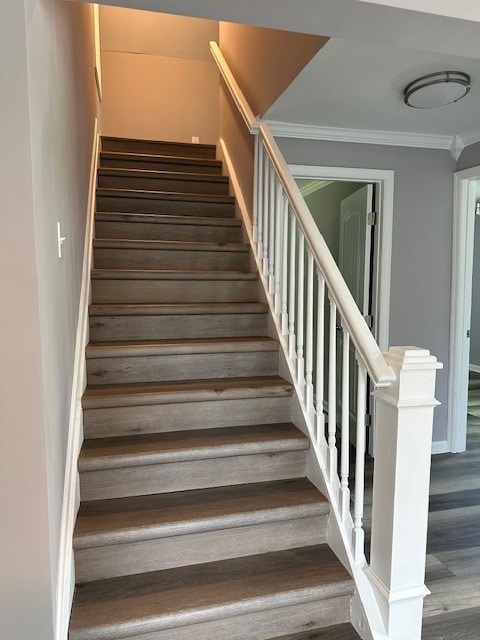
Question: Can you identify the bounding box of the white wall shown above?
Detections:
[470,214,480,368]
[100,6,220,143]
[279,137,455,444]
[0,1,98,638]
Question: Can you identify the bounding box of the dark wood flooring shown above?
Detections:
[421,377,480,639]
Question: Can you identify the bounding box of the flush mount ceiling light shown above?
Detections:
[404,71,471,108]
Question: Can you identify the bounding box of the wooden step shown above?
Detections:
[99,151,223,175]
[91,269,258,304]
[73,478,329,582]
[101,136,216,159]
[272,625,361,639]
[93,238,250,272]
[96,188,235,218]
[79,423,309,500]
[95,212,242,243]
[88,302,268,341]
[98,168,229,195]
[69,545,353,640]
[82,376,294,439]
[86,337,278,385]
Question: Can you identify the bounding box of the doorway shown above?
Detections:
[449,167,480,452]
[291,165,394,451]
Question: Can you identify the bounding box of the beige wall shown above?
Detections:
[219,23,327,117]
[100,6,220,143]
[0,1,98,638]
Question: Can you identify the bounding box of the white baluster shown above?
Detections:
[315,272,325,445]
[262,155,269,274]
[288,215,296,360]
[281,198,289,336]
[340,326,350,521]
[296,234,305,387]
[274,182,283,314]
[353,360,367,563]
[328,296,337,482]
[305,251,314,412]
[253,138,262,247]
[268,167,276,294]
[258,144,265,260]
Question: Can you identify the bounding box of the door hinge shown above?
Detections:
[364,314,373,329]
[467,329,471,338]
[367,211,377,226]
[365,413,372,427]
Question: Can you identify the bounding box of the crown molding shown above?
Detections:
[457,126,480,148]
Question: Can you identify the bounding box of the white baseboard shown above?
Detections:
[469,364,480,373]
[55,119,100,640]
[431,440,449,454]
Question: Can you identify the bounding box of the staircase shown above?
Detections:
[69,137,360,640]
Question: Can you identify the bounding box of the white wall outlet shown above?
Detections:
[191,136,200,144]
[57,221,66,258]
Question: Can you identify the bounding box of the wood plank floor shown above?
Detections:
[359,375,480,639]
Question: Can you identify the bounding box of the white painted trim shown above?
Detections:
[289,164,394,354]
[448,166,480,454]
[265,119,455,152]
[431,440,449,454]
[469,364,480,373]
[55,120,100,640]
[458,127,480,149]
[217,138,253,242]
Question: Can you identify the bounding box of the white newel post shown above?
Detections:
[366,347,442,640]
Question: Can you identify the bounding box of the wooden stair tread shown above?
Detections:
[89,302,268,316]
[86,337,278,358]
[69,545,353,640]
[97,187,234,205]
[272,624,361,639]
[79,423,309,471]
[95,211,241,227]
[91,268,257,281]
[82,375,294,409]
[74,478,327,548]
[101,136,216,157]
[93,238,248,252]
[98,167,229,184]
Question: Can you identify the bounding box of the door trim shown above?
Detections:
[289,165,394,352]
[448,166,480,453]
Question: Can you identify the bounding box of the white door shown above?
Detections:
[339,185,374,447]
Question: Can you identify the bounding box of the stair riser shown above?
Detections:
[93,248,249,271]
[95,219,242,243]
[89,313,268,341]
[100,156,223,175]
[96,194,235,218]
[75,515,328,583]
[97,596,351,640]
[91,279,257,304]
[98,174,229,196]
[83,396,293,439]
[80,450,308,500]
[87,351,278,385]
[102,138,216,159]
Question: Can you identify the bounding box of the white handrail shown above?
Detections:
[210,40,394,388]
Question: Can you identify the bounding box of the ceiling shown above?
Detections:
[264,38,480,141]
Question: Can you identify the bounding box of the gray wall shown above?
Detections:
[0,1,98,638]
[456,141,480,172]
[280,137,456,443]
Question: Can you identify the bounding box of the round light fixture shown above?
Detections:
[404,71,471,108]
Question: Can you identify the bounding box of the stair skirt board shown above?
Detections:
[69,137,355,640]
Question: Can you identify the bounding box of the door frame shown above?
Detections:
[290,165,394,352]
[448,166,480,453]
